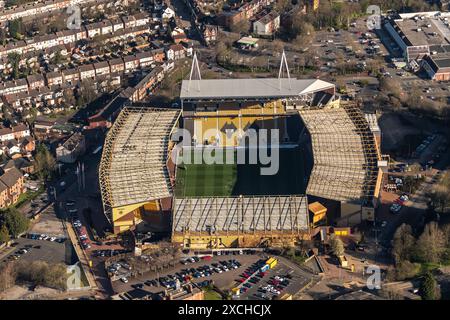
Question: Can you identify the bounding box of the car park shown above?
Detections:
[132,283,144,289]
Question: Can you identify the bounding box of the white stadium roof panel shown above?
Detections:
[180,78,335,100]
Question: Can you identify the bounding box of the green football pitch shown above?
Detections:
[174,147,305,197]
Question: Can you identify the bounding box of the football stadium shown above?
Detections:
[99,54,384,249]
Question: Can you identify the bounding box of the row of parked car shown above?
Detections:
[93,249,131,257]
[414,134,437,157]
[26,233,66,243]
[390,194,409,214]
[125,259,242,289]
[107,260,132,278]
[73,219,91,249]
[254,275,292,300]
[191,260,241,278]
[3,244,39,263]
[235,259,269,294]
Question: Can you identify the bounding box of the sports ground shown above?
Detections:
[174,147,306,197]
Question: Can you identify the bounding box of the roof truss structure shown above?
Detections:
[173,195,309,235]
[99,106,180,215]
[299,104,379,205]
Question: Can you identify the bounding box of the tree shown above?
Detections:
[392,223,416,264]
[0,29,6,46]
[379,76,401,98]
[0,224,10,243]
[0,224,10,244]
[3,208,29,239]
[9,18,25,39]
[416,222,446,263]
[230,20,250,34]
[8,52,21,80]
[75,80,97,107]
[0,262,17,292]
[329,234,345,256]
[420,272,439,300]
[35,144,56,180]
[430,172,450,213]
[430,185,450,214]
[16,261,68,290]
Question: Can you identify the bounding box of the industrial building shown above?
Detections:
[384,11,450,79]
[99,54,383,249]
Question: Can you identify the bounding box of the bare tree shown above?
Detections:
[392,223,416,264]
[416,222,446,263]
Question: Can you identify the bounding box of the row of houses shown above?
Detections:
[87,61,174,129]
[55,132,85,163]
[0,123,30,142]
[0,165,25,208]
[0,23,159,76]
[252,10,280,36]
[1,82,75,111]
[0,123,35,160]
[0,41,195,109]
[0,136,35,159]
[0,12,151,58]
[0,48,166,98]
[0,0,135,24]
[217,0,275,29]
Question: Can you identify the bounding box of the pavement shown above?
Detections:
[65,222,99,291]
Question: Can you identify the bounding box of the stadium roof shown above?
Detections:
[99,107,180,209]
[173,195,309,234]
[299,105,379,205]
[180,78,335,100]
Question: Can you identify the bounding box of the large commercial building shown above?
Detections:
[384,11,450,80]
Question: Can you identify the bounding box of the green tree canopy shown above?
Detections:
[329,234,345,257]
[7,52,21,80]
[3,208,29,239]
[35,144,56,180]
[420,272,438,300]
[0,224,10,244]
[9,18,25,39]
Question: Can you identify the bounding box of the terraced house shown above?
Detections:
[0,166,25,208]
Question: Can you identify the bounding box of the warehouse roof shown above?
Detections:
[180,78,335,100]
[99,106,180,209]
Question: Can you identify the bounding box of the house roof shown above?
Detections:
[0,167,23,188]
[256,11,280,25]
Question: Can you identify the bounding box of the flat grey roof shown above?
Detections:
[180,78,335,100]
[393,17,449,46]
